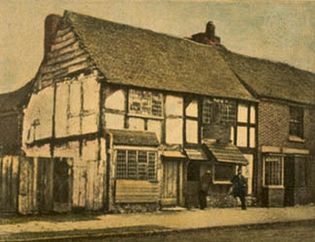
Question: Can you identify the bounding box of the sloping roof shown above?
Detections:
[63,11,255,101]
[218,47,315,105]
[185,148,208,161]
[108,129,159,146]
[0,80,34,112]
[204,141,248,165]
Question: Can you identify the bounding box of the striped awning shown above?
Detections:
[185,148,208,161]
[204,141,248,165]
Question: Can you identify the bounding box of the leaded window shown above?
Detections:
[116,150,157,181]
[289,107,303,138]
[128,89,163,117]
[264,155,284,186]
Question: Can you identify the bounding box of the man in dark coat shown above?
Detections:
[199,169,212,209]
[231,167,248,210]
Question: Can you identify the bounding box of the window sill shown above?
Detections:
[263,185,284,189]
[128,113,164,120]
[288,136,305,143]
[213,181,232,185]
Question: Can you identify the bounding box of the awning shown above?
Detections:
[107,129,159,146]
[162,150,186,159]
[204,141,248,165]
[185,148,208,161]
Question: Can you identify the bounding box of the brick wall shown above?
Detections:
[258,100,315,204]
[258,100,314,149]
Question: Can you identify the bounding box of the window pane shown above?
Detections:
[264,156,283,186]
[116,150,127,178]
[138,151,148,180]
[186,100,198,117]
[127,151,137,179]
[129,89,163,117]
[186,119,198,143]
[237,126,247,147]
[148,152,157,180]
[237,104,248,123]
[250,105,256,124]
[202,99,213,124]
[128,117,145,130]
[289,107,303,137]
[249,127,255,148]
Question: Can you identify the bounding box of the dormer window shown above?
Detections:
[289,106,303,139]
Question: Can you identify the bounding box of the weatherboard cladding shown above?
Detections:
[63,11,255,101]
[218,47,315,106]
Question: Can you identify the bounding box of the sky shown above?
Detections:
[1,0,314,93]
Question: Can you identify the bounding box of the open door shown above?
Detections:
[53,158,72,212]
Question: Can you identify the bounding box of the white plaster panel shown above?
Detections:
[243,154,254,194]
[105,89,125,111]
[128,117,145,130]
[147,120,162,142]
[165,95,183,116]
[166,118,183,144]
[23,144,51,158]
[186,119,198,143]
[105,113,124,129]
[237,104,248,123]
[82,114,98,134]
[69,81,81,116]
[55,82,69,138]
[68,117,80,135]
[83,77,99,112]
[82,140,98,161]
[186,100,198,117]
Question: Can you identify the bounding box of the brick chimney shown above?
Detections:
[190,21,221,46]
[44,14,62,59]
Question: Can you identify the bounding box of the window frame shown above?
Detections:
[263,154,284,188]
[289,106,304,139]
[128,88,164,119]
[115,148,158,181]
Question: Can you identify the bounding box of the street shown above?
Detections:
[73,220,315,242]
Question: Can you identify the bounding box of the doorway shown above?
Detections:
[161,161,179,206]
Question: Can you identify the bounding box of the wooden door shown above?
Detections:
[284,156,295,206]
[37,158,54,213]
[161,161,179,206]
[0,156,19,214]
[53,158,72,212]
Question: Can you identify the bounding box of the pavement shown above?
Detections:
[1,205,315,241]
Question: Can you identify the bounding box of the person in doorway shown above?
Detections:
[230,167,248,210]
[199,169,212,209]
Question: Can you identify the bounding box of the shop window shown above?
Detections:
[264,155,284,187]
[289,107,303,138]
[128,89,163,118]
[214,163,235,183]
[116,150,157,181]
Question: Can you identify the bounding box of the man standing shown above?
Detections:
[199,169,212,209]
[231,167,248,210]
